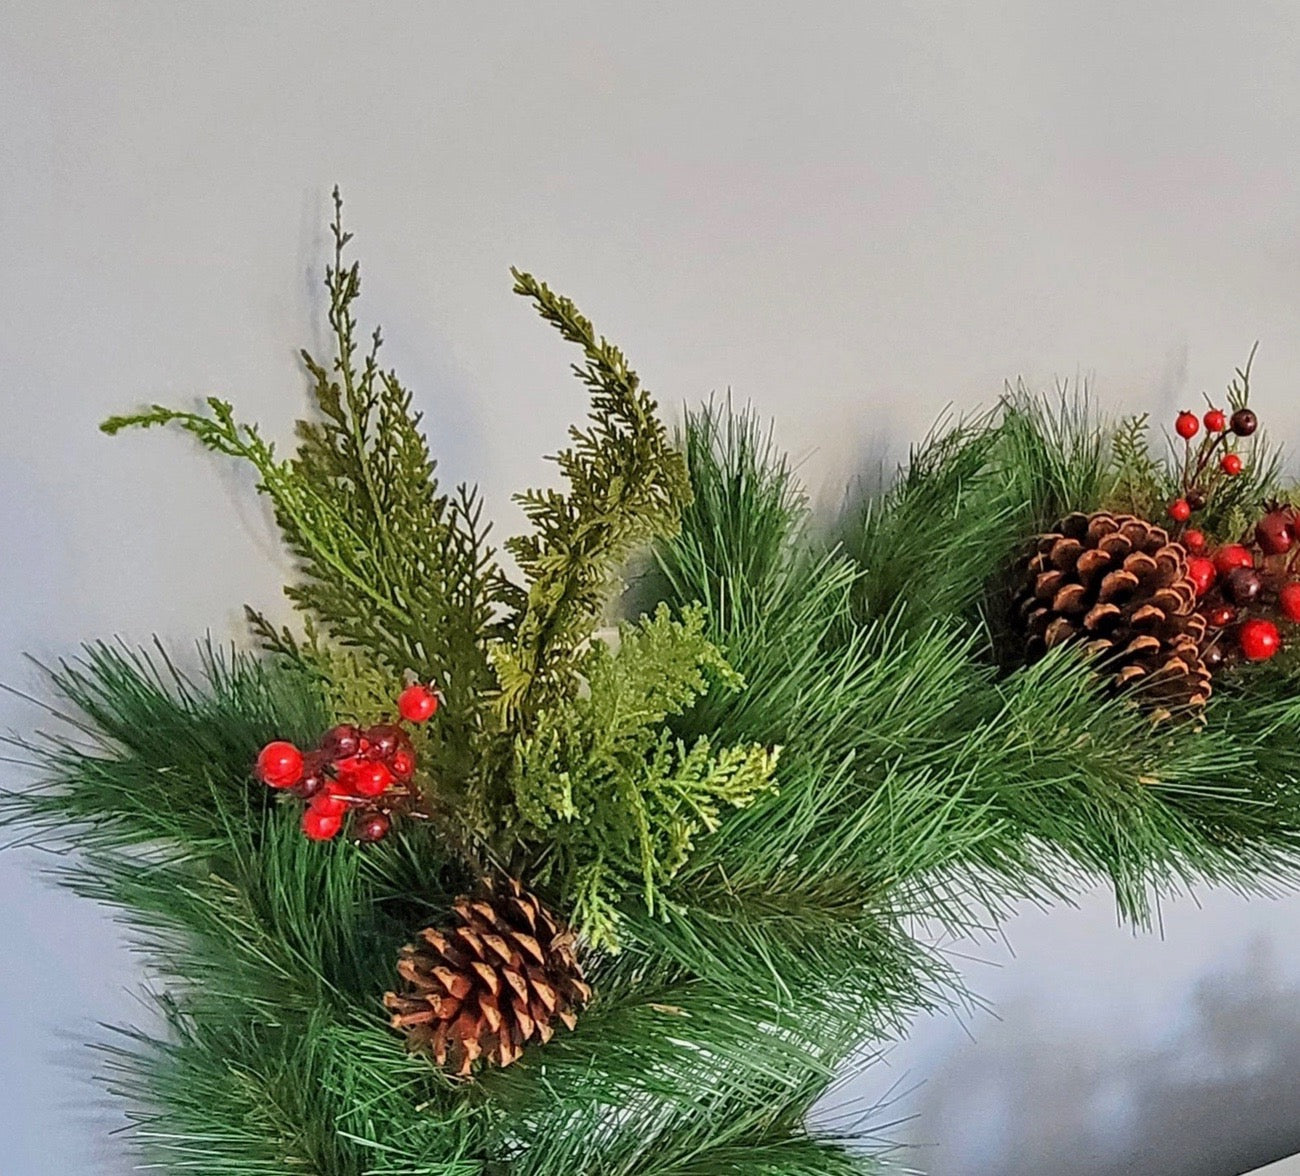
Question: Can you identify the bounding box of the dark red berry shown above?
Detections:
[1221,453,1244,476]
[1185,556,1216,597]
[321,724,361,759]
[1175,411,1200,439]
[256,741,304,789]
[1280,582,1300,623]
[1256,509,1295,556]
[293,771,328,801]
[1169,499,1192,522]
[1183,529,1206,552]
[302,807,343,841]
[1206,604,1237,628]
[1186,489,1208,511]
[1225,566,1263,605]
[1213,545,1254,578]
[397,684,439,723]
[1239,618,1281,661]
[365,724,407,760]
[355,811,392,843]
[1204,408,1228,432]
[390,748,416,780]
[1202,642,1228,672]
[1230,408,1258,437]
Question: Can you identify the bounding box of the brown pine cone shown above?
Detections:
[1013,511,1212,718]
[384,878,591,1075]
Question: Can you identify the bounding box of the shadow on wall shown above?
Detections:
[914,936,1300,1176]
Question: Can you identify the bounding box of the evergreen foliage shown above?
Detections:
[10,207,1300,1175]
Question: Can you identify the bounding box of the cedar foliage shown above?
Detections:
[9,203,1300,1175]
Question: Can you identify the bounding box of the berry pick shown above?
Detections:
[253,682,441,842]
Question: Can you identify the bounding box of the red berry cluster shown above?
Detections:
[254,683,442,842]
[1167,405,1257,523]
[1184,507,1300,668]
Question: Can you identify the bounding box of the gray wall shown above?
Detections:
[3,3,1300,1173]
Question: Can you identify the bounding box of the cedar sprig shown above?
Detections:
[492,271,692,728]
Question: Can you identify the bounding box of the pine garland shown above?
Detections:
[8,197,1300,1175]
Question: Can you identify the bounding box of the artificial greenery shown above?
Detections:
[9,201,1300,1176]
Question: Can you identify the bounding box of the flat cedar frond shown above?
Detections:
[508,604,777,948]
[495,271,692,726]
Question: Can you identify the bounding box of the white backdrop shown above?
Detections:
[3,4,1300,1174]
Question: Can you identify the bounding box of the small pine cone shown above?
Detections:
[1013,511,1212,718]
[384,878,591,1076]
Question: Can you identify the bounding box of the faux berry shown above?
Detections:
[1206,604,1237,628]
[1204,408,1228,432]
[1183,529,1206,551]
[333,755,368,782]
[1230,408,1258,437]
[355,811,392,843]
[1239,618,1282,661]
[1221,453,1244,476]
[1213,545,1255,578]
[1175,411,1200,439]
[310,789,349,819]
[365,724,407,760]
[321,724,361,759]
[350,761,394,798]
[390,748,416,780]
[302,807,344,841]
[397,684,440,723]
[256,741,304,789]
[1281,581,1300,623]
[1185,556,1217,597]
[1169,499,1192,522]
[1225,566,1263,606]
[1186,489,1207,511]
[293,769,328,801]
[1256,508,1295,556]
[1202,643,1229,672]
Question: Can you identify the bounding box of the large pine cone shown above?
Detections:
[384,878,591,1075]
[1013,511,1212,717]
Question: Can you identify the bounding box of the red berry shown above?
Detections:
[1256,509,1295,556]
[390,748,416,780]
[355,811,392,843]
[302,807,343,841]
[1204,408,1228,432]
[310,789,349,819]
[1239,618,1282,662]
[1175,411,1200,439]
[333,755,368,781]
[1221,453,1244,476]
[1183,529,1206,551]
[1281,582,1300,623]
[1169,499,1192,522]
[350,761,394,798]
[1185,556,1216,597]
[397,684,439,723]
[1212,545,1254,578]
[321,724,361,759]
[256,740,304,789]
[1206,604,1237,628]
